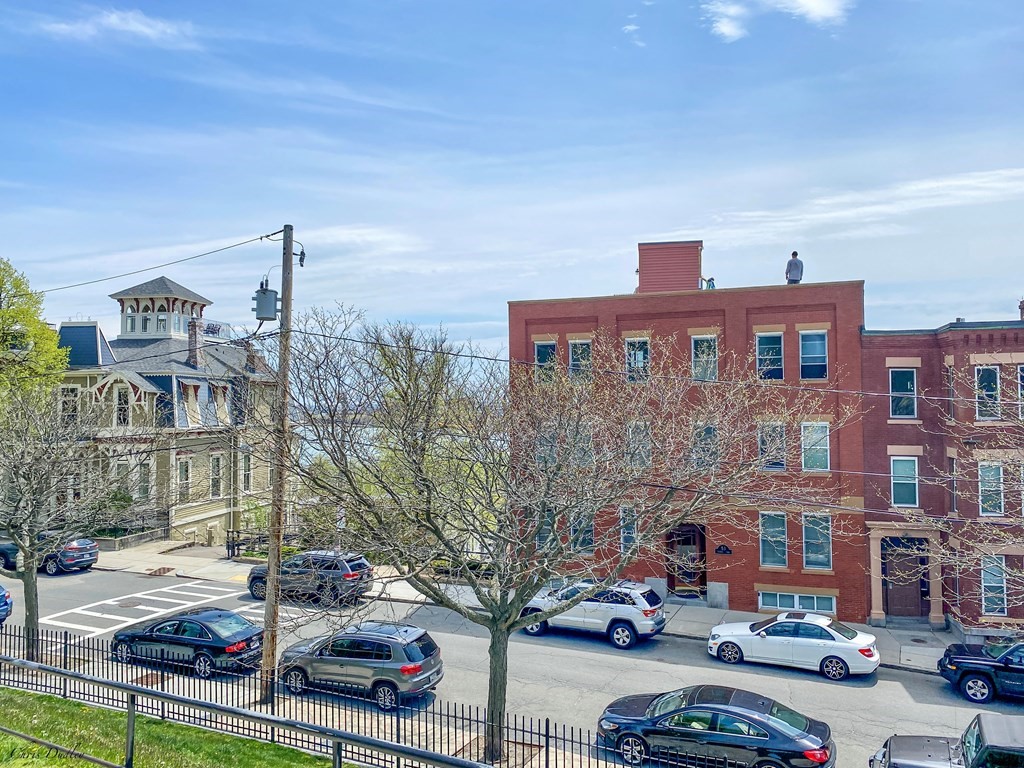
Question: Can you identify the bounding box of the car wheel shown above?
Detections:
[373,682,399,711]
[960,674,994,704]
[609,622,637,650]
[821,656,849,681]
[249,579,267,600]
[618,734,649,765]
[318,585,341,606]
[193,653,215,680]
[112,641,133,664]
[0,553,14,571]
[717,642,743,665]
[521,611,548,636]
[43,559,61,576]
[283,668,309,696]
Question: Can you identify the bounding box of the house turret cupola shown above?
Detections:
[109,276,212,341]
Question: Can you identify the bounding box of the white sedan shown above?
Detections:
[707,611,880,680]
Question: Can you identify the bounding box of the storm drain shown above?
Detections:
[116,599,143,608]
[146,567,175,577]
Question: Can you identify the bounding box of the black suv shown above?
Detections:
[938,640,1024,704]
[871,713,1024,768]
[248,551,374,605]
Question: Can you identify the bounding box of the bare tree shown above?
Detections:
[268,307,854,761]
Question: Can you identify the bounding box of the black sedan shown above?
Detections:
[111,608,263,679]
[597,684,835,767]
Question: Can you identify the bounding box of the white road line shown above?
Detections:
[178,584,237,592]
[75,609,134,621]
[39,582,249,640]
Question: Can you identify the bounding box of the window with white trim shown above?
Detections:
[756,333,783,380]
[210,455,222,499]
[759,591,835,614]
[975,366,1000,420]
[889,369,917,418]
[802,514,832,570]
[534,341,557,381]
[759,512,787,567]
[981,555,1007,616]
[568,340,591,380]
[891,457,919,507]
[619,506,636,553]
[61,386,79,425]
[242,454,252,493]
[625,338,650,382]
[758,423,786,470]
[801,423,830,471]
[138,462,151,501]
[115,386,131,427]
[626,422,652,468]
[979,462,1004,516]
[799,331,827,380]
[115,461,130,491]
[691,424,718,469]
[177,459,191,504]
[691,336,718,382]
[569,513,594,554]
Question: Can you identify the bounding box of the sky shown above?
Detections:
[3,0,1023,350]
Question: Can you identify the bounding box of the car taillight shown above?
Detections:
[399,663,422,676]
[859,647,875,658]
[642,609,659,618]
[343,572,360,579]
[65,544,81,551]
[225,641,248,653]
[803,748,830,764]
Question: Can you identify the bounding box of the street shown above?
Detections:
[0,568,1015,766]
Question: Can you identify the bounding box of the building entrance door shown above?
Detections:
[883,538,928,617]
[667,525,706,597]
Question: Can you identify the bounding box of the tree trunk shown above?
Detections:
[22,561,39,662]
[484,626,511,763]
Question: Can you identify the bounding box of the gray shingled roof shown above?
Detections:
[109,276,211,305]
[108,337,274,381]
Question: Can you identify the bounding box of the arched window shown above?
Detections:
[156,303,167,332]
[125,307,136,333]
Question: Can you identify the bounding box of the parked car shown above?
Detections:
[708,611,879,681]
[870,713,1024,768]
[247,550,373,605]
[597,684,836,767]
[938,639,1024,704]
[278,621,443,711]
[520,580,666,650]
[0,583,12,625]
[111,608,263,679]
[0,532,99,575]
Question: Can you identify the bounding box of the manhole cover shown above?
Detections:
[911,638,928,644]
[147,567,175,576]
[117,599,143,608]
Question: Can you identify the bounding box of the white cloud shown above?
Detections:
[622,24,640,33]
[702,0,854,41]
[674,168,1024,247]
[621,22,646,47]
[36,9,198,49]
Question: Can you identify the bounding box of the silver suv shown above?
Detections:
[521,580,666,649]
[278,622,443,710]
[248,550,373,605]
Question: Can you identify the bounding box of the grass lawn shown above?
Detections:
[0,687,332,768]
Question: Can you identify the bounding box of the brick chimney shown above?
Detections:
[187,319,205,369]
[637,241,703,293]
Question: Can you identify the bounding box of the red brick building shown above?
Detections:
[508,242,872,622]
[510,241,1024,634]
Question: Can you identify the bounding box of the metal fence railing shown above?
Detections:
[0,624,741,768]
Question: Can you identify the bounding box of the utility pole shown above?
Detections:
[260,224,293,703]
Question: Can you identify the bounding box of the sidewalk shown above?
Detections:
[94,541,950,674]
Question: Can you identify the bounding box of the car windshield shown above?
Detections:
[984,642,1015,659]
[404,633,439,662]
[204,613,253,637]
[961,718,982,766]
[749,617,776,633]
[648,690,689,718]
[766,701,810,738]
[826,619,859,640]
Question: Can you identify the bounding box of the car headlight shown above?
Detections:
[599,719,620,731]
[710,634,721,641]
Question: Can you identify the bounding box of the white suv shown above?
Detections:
[520,580,666,649]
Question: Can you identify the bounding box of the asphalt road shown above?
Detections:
[3,569,1018,767]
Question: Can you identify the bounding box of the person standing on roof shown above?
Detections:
[786,251,803,284]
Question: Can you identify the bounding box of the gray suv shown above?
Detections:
[248,551,373,605]
[521,580,666,649]
[278,622,444,710]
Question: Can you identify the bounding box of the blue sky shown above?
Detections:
[3,1,1023,349]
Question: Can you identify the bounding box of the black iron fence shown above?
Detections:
[225,526,305,558]
[0,624,741,768]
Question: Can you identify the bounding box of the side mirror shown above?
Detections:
[758,631,767,639]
